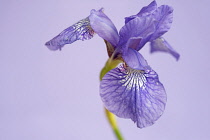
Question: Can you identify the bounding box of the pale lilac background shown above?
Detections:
[1,0,210,140]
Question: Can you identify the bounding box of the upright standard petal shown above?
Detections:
[150,37,180,60]
[119,16,156,51]
[150,5,173,40]
[137,1,157,17]
[89,9,119,47]
[125,1,157,24]
[123,2,174,51]
[45,17,94,51]
[100,64,166,128]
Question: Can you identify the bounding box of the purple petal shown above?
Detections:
[150,37,180,60]
[124,37,142,51]
[89,9,119,47]
[125,1,157,24]
[122,48,150,70]
[119,16,156,51]
[122,3,174,51]
[45,17,94,51]
[100,64,166,128]
[150,5,173,40]
[124,15,138,25]
[137,1,157,17]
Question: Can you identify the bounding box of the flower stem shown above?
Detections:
[105,108,124,140]
[100,58,124,140]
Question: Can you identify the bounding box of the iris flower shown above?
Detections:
[45,0,179,130]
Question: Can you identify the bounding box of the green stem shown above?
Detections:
[105,108,124,140]
[100,58,124,140]
[114,127,124,140]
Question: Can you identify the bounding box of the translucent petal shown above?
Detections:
[150,5,173,40]
[137,1,157,17]
[89,9,119,47]
[125,1,157,24]
[150,37,180,60]
[100,64,166,128]
[45,17,94,51]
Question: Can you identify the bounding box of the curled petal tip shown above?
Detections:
[99,8,104,12]
[150,37,180,60]
[45,40,62,51]
[91,8,104,14]
[45,41,50,47]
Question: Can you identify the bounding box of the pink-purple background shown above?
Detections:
[1,0,210,139]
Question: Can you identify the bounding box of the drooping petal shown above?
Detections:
[45,17,94,51]
[122,48,150,70]
[100,64,166,128]
[125,0,157,24]
[150,5,173,40]
[150,37,180,60]
[89,9,119,47]
[119,16,156,51]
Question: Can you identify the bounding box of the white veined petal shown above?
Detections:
[100,64,166,128]
[45,17,94,51]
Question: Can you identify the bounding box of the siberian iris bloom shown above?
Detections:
[45,0,179,129]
